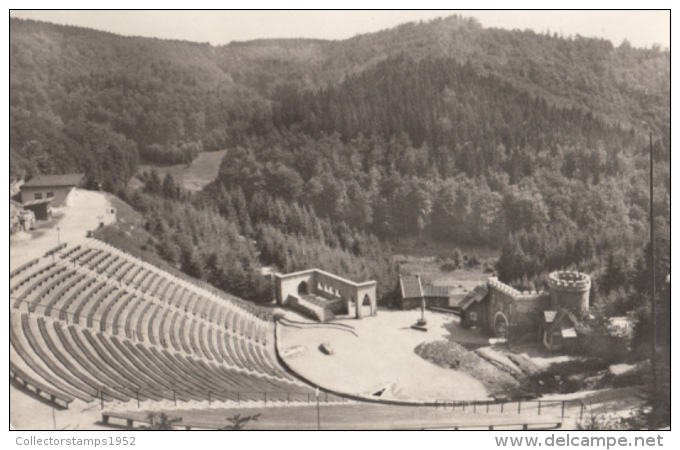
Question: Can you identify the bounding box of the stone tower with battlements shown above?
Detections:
[547,271,591,315]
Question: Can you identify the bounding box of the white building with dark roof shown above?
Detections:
[20,173,84,207]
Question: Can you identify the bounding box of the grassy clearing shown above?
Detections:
[396,255,491,299]
[392,235,499,260]
[130,150,227,191]
[393,235,497,297]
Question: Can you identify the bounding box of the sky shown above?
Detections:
[9,10,671,49]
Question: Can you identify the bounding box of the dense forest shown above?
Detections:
[10,16,669,184]
[10,14,670,426]
[10,14,670,289]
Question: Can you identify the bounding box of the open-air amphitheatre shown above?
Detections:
[9,188,644,431]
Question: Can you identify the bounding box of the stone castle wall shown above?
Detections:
[485,277,546,336]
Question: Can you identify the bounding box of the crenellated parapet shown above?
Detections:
[487,277,522,298]
[487,277,544,300]
[548,271,591,314]
[548,271,591,291]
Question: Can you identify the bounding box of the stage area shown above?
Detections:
[277,311,489,402]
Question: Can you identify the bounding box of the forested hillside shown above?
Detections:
[10,16,669,186]
[9,18,270,188]
[10,15,670,308]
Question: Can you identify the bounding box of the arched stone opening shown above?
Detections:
[361,293,374,316]
[493,311,510,338]
[298,281,309,295]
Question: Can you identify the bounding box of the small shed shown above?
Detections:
[397,275,423,310]
[22,198,53,221]
[540,309,580,352]
[457,284,488,329]
[422,285,451,309]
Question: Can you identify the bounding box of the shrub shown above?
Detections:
[440,260,458,272]
[466,253,481,268]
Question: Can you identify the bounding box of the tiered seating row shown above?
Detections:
[72,282,112,324]
[10,360,73,408]
[43,273,87,317]
[78,244,274,344]
[11,262,57,296]
[10,241,317,409]
[14,313,314,404]
[12,251,284,377]
[10,316,92,402]
[44,243,67,258]
[10,258,40,280]
[12,264,65,309]
[28,270,79,313]
[95,255,120,274]
[61,245,82,259]
[89,239,272,322]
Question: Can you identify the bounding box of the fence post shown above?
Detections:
[287,392,290,404]
[237,392,240,405]
[100,388,104,410]
[325,392,328,403]
[264,392,267,406]
[136,388,140,408]
[501,402,504,413]
[486,403,489,414]
[580,403,584,421]
[562,401,565,419]
[518,401,521,414]
[173,390,177,407]
[538,401,542,416]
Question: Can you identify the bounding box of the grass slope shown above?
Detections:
[131,150,227,191]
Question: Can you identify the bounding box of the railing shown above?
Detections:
[88,386,345,410]
[435,398,592,420]
[421,421,563,430]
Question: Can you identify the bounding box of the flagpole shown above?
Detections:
[649,132,657,387]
